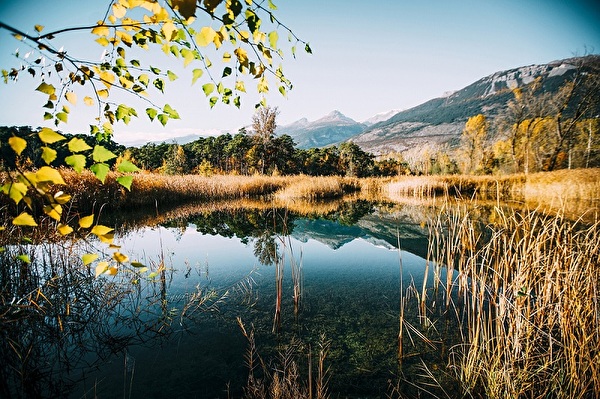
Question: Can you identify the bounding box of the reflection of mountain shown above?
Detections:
[291,213,429,259]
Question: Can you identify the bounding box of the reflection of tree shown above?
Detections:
[253,232,279,266]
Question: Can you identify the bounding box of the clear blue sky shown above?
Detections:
[1,0,599,145]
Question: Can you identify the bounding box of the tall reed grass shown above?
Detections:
[427,204,600,398]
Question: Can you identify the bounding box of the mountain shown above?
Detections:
[362,109,402,126]
[276,110,367,149]
[352,55,600,155]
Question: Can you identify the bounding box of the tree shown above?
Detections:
[251,105,279,174]
[0,0,309,275]
[162,144,189,175]
[459,114,487,174]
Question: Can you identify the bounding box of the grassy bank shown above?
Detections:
[385,168,600,201]
[3,168,597,216]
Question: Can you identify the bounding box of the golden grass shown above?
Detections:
[427,204,600,398]
[274,175,360,202]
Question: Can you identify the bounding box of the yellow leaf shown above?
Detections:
[95,261,110,277]
[107,266,118,276]
[57,223,74,235]
[65,91,77,105]
[98,89,109,99]
[82,253,99,265]
[91,25,110,36]
[44,204,62,221]
[8,136,27,155]
[235,80,246,92]
[36,166,66,185]
[41,146,57,164]
[34,24,44,32]
[113,252,129,264]
[234,47,249,68]
[38,127,66,144]
[99,71,115,89]
[84,96,94,106]
[112,3,127,18]
[161,21,177,41]
[79,214,94,229]
[116,31,133,46]
[13,212,37,227]
[53,191,72,204]
[98,233,115,244]
[196,26,216,47]
[257,76,268,93]
[91,225,114,237]
[96,37,110,47]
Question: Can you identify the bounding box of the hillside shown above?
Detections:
[352,55,600,155]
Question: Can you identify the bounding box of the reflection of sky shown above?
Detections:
[116,222,427,295]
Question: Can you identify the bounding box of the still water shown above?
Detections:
[3,200,459,398]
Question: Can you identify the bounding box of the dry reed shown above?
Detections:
[428,204,600,398]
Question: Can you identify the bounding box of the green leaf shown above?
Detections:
[68,137,92,153]
[56,112,68,123]
[146,107,158,121]
[163,104,180,119]
[16,254,31,264]
[117,160,140,173]
[268,31,278,48]
[41,146,57,164]
[202,83,215,96]
[8,136,27,155]
[157,114,169,126]
[131,59,140,67]
[209,96,218,108]
[2,182,27,204]
[268,0,277,10]
[38,127,66,144]
[305,43,312,54]
[36,82,55,95]
[65,154,87,172]
[192,68,203,85]
[150,66,161,74]
[181,48,195,67]
[153,78,165,92]
[167,70,178,81]
[13,212,37,227]
[116,175,134,191]
[90,162,110,183]
[92,145,117,162]
[222,66,232,77]
[131,261,147,268]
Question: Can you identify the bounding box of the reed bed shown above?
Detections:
[386,174,526,200]
[274,175,360,202]
[427,204,600,398]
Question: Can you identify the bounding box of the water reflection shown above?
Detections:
[2,199,454,398]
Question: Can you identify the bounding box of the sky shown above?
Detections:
[0,0,599,145]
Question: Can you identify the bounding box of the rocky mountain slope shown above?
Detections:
[352,55,600,155]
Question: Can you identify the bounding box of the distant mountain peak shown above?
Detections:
[314,110,357,125]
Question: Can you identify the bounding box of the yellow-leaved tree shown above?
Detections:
[0,0,310,276]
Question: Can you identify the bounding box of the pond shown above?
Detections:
[4,197,593,398]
